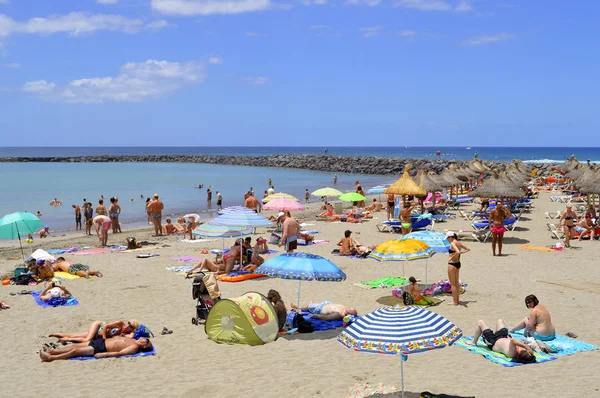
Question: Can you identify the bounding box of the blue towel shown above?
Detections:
[511,331,598,357]
[69,346,156,361]
[300,230,320,235]
[32,291,79,308]
[166,265,194,272]
[211,248,230,255]
[47,249,74,254]
[263,249,278,254]
[299,310,344,331]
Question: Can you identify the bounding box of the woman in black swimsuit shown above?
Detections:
[446,231,470,306]
[558,204,577,248]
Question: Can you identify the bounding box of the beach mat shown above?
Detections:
[52,272,81,281]
[511,331,598,357]
[455,336,556,367]
[375,295,443,307]
[169,256,201,262]
[32,291,79,308]
[47,248,77,254]
[71,248,112,256]
[300,230,320,235]
[354,277,408,289]
[518,245,556,252]
[298,239,328,246]
[299,310,344,331]
[69,346,156,361]
[166,265,194,273]
[178,238,216,243]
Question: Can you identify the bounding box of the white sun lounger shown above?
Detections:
[545,211,561,219]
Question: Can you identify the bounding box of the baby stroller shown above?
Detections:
[191,272,221,325]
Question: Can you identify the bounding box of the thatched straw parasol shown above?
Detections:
[578,180,600,195]
[470,170,525,199]
[415,170,445,193]
[561,156,579,173]
[384,165,427,196]
[437,168,463,186]
[573,161,599,188]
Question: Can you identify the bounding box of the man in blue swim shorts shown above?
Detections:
[291,301,358,321]
[509,294,556,341]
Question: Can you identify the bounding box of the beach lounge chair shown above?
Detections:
[546,223,565,240]
[472,230,491,243]
[459,210,474,221]
[545,211,561,219]
[376,220,402,233]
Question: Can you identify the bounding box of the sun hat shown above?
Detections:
[277,212,285,219]
[445,231,456,238]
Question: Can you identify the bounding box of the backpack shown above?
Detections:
[133,324,154,339]
[402,291,414,306]
[293,313,314,334]
[15,274,35,285]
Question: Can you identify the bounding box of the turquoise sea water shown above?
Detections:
[0,162,389,233]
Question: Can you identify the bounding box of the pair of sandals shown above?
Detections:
[9,290,31,296]
[199,249,209,254]
[161,327,173,335]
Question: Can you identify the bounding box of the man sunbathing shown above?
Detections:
[469,319,535,362]
[39,282,72,302]
[509,294,556,341]
[291,301,358,321]
[40,336,152,362]
[52,257,103,278]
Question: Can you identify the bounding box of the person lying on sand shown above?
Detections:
[40,336,152,362]
[469,319,535,362]
[39,282,72,302]
[52,257,103,278]
[509,294,556,341]
[291,301,357,321]
[50,320,140,343]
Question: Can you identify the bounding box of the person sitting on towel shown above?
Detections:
[255,237,269,254]
[267,289,287,331]
[30,258,55,281]
[469,319,535,362]
[291,301,357,321]
[39,282,72,302]
[407,277,435,306]
[52,257,103,278]
[337,230,357,256]
[509,294,556,341]
[50,320,140,343]
[39,336,152,362]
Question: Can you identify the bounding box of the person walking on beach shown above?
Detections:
[109,197,121,234]
[96,199,107,216]
[305,188,310,204]
[84,203,93,235]
[279,211,300,253]
[147,194,164,237]
[446,231,469,306]
[489,202,512,256]
[558,204,578,248]
[386,193,395,221]
[207,189,212,207]
[216,191,223,211]
[72,204,82,231]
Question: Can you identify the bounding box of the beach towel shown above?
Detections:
[297,310,344,331]
[71,248,112,256]
[518,245,556,252]
[355,277,409,289]
[511,331,597,357]
[47,248,76,254]
[169,256,202,262]
[300,230,320,235]
[455,336,556,367]
[297,239,328,246]
[52,272,81,281]
[375,295,444,307]
[166,265,194,273]
[32,291,79,308]
[69,346,156,361]
[177,238,216,243]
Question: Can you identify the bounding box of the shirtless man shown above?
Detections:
[279,212,300,253]
[38,226,52,238]
[244,192,261,213]
[291,301,358,321]
[400,201,415,235]
[95,199,107,216]
[146,194,164,236]
[488,202,512,256]
[386,193,395,221]
[31,259,54,281]
[72,204,82,231]
[207,189,212,205]
[577,213,596,241]
[216,191,223,211]
[163,218,177,235]
[469,319,535,363]
[52,257,103,278]
[39,337,152,362]
[338,230,357,256]
[509,294,556,341]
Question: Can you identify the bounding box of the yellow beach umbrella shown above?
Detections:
[368,239,435,284]
[384,165,427,197]
[311,187,343,197]
[263,192,298,202]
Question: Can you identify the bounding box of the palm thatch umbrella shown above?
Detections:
[384,164,427,199]
[561,156,579,173]
[437,166,466,200]
[573,161,599,188]
[470,170,526,199]
[414,170,445,212]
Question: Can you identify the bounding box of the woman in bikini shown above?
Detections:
[222,240,243,273]
[446,231,470,306]
[558,204,577,248]
[50,320,139,343]
[108,197,121,234]
[400,201,415,235]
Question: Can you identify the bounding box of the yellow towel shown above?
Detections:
[53,271,81,281]
[518,245,555,252]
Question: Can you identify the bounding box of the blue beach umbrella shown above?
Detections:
[338,306,463,398]
[210,210,273,228]
[258,252,346,306]
[193,223,253,238]
[0,212,44,259]
[398,231,450,253]
[217,206,252,216]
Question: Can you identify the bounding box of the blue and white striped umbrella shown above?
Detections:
[210,210,273,228]
[217,206,252,215]
[398,231,450,253]
[192,223,253,238]
[338,306,462,398]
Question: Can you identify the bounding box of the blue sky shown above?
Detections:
[0,0,598,146]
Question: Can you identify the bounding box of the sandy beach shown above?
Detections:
[1,192,599,398]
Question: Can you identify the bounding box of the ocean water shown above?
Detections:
[2,146,600,163]
[0,162,390,233]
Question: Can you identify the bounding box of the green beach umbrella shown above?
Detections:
[0,212,44,259]
[311,187,343,197]
[339,192,366,202]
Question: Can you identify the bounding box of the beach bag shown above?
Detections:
[269,233,281,244]
[134,324,155,339]
[402,291,414,306]
[126,237,137,250]
[15,274,35,285]
[293,313,314,333]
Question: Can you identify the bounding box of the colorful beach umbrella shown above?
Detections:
[210,211,272,228]
[339,192,366,202]
[263,192,298,202]
[369,239,435,284]
[338,306,462,398]
[398,231,450,253]
[0,212,44,259]
[193,223,253,238]
[262,198,305,211]
[217,206,252,215]
[311,187,343,197]
[258,252,346,306]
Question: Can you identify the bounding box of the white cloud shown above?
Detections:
[0,12,168,38]
[1,62,19,67]
[208,56,223,64]
[245,76,268,85]
[96,0,118,4]
[151,0,271,15]
[394,0,452,11]
[23,59,211,103]
[359,25,382,37]
[346,0,381,6]
[397,30,417,38]
[455,0,472,12]
[146,20,171,29]
[460,32,515,46]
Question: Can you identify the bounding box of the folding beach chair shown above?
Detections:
[545,211,561,219]
[376,220,402,233]
[546,223,565,240]
[459,210,474,221]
